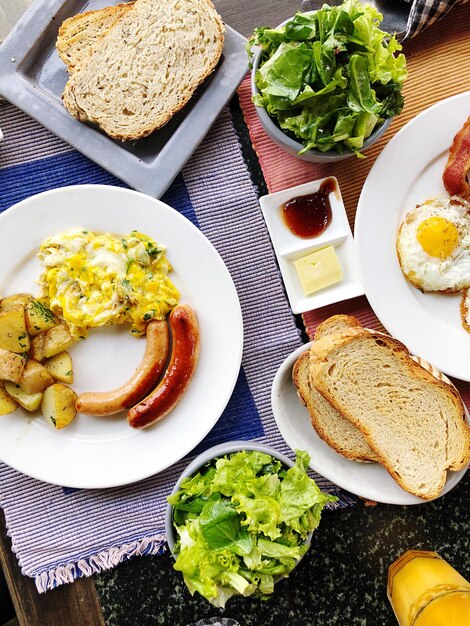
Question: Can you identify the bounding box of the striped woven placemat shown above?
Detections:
[0,102,356,593]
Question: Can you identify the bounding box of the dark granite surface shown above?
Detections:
[93,101,470,626]
[94,471,469,626]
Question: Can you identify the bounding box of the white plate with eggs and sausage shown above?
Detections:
[0,185,243,489]
[355,91,470,382]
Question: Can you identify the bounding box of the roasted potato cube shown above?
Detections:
[41,383,77,429]
[0,305,30,353]
[31,323,76,362]
[0,388,18,415]
[0,293,33,312]
[43,352,73,384]
[25,300,58,337]
[4,381,42,412]
[0,348,26,383]
[19,360,55,394]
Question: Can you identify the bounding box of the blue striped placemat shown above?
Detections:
[0,102,355,592]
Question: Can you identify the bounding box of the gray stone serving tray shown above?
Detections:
[0,0,248,198]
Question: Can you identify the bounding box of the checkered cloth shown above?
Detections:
[404,0,469,38]
[300,0,468,40]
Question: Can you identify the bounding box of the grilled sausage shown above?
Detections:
[127,305,200,428]
[76,320,169,416]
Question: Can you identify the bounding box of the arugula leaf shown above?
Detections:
[284,13,317,41]
[259,42,313,100]
[347,54,380,115]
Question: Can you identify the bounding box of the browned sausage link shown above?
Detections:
[127,305,200,429]
[76,320,170,416]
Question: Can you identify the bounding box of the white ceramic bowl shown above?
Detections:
[165,440,302,552]
[250,19,392,163]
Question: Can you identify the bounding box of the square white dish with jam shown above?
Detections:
[260,177,364,314]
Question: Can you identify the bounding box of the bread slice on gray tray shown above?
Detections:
[309,328,470,500]
[62,0,225,141]
[293,314,380,463]
[56,3,135,73]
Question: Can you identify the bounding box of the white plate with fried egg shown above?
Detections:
[355,92,470,382]
[0,185,243,489]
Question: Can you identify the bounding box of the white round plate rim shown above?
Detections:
[0,185,243,489]
[355,91,470,382]
[271,341,468,505]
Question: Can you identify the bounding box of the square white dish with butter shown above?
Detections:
[260,177,364,314]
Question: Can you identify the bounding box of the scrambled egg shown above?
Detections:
[38,230,180,336]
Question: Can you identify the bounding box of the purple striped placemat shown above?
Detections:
[0,103,354,592]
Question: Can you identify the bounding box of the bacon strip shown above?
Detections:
[443,116,470,201]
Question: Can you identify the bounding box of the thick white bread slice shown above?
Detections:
[56,3,135,73]
[411,354,470,473]
[294,313,378,461]
[62,0,225,140]
[309,329,470,499]
[293,352,380,462]
[314,314,362,341]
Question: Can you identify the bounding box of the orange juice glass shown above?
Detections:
[387,550,470,626]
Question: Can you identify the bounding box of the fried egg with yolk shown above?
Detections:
[38,230,180,336]
[397,196,470,293]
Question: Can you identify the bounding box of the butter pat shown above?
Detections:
[294,246,342,295]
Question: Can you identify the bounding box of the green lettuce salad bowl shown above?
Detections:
[165,441,336,607]
[249,1,407,162]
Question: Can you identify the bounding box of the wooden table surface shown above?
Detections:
[0,1,301,624]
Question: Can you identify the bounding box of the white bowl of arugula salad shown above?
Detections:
[165,440,336,608]
[249,0,407,161]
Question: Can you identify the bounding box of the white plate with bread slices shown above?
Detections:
[272,315,470,505]
[355,92,470,382]
[0,0,248,198]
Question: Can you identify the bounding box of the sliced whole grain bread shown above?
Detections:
[293,314,379,462]
[309,328,470,499]
[62,0,225,140]
[56,3,135,73]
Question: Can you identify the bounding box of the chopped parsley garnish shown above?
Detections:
[146,242,161,258]
[143,310,156,321]
[30,300,55,323]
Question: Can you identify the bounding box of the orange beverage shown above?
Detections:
[387,550,470,626]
